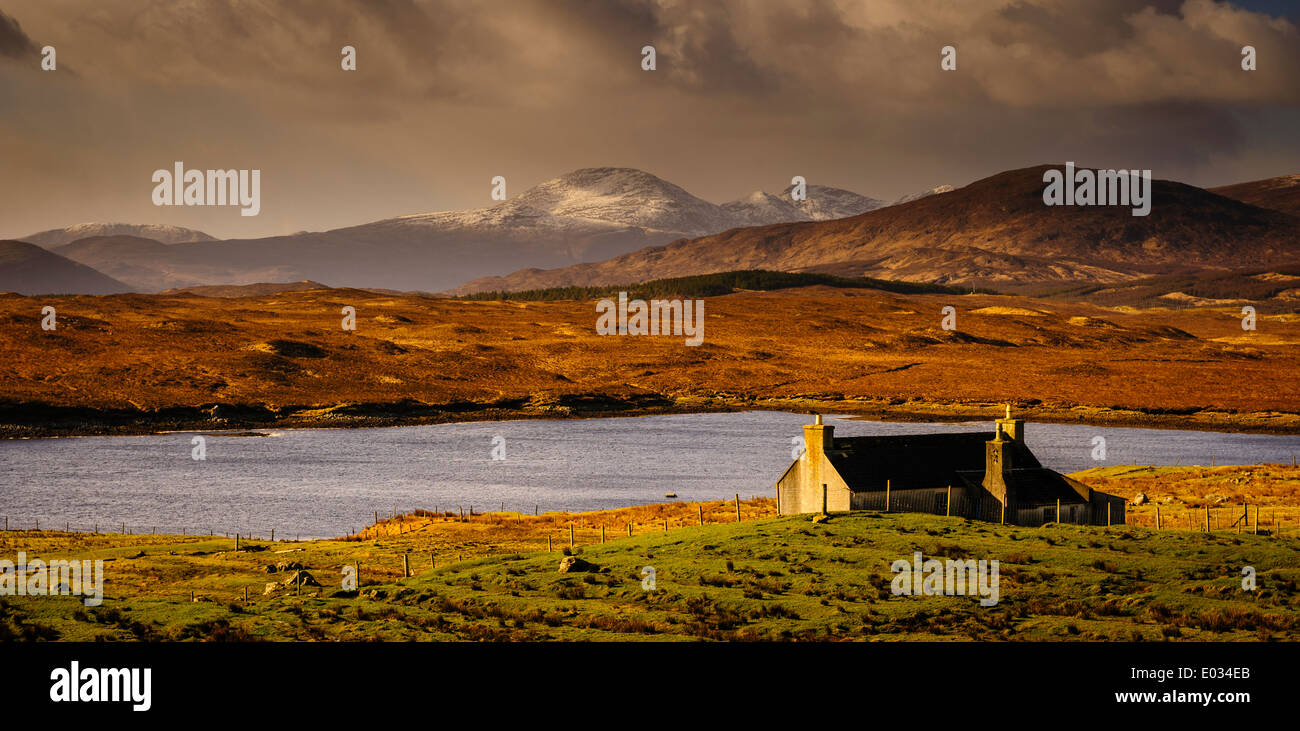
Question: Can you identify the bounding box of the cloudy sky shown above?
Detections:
[1,0,1297,240]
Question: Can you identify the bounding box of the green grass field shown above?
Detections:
[4,509,1298,641]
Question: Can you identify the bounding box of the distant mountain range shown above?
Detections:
[6,166,1299,298]
[1208,175,1300,218]
[23,223,216,248]
[0,240,132,295]
[14,168,934,294]
[449,166,1300,295]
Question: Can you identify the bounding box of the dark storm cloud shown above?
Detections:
[0,9,40,60]
[0,0,1297,240]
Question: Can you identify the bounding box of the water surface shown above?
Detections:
[2,412,1297,538]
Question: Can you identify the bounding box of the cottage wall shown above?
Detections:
[777,453,851,514]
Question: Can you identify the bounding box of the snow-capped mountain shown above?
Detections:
[27,168,903,293]
[23,223,216,249]
[505,167,735,236]
[721,184,899,227]
[892,185,955,206]
[785,183,888,221]
[720,190,807,227]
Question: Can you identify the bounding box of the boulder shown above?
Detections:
[282,570,320,587]
[1131,492,1148,506]
[811,513,830,524]
[558,556,596,573]
[262,582,280,596]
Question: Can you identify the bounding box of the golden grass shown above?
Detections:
[2,287,1299,435]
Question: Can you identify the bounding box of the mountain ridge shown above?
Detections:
[446,165,1300,295]
[22,168,917,293]
[0,240,133,295]
[23,223,216,249]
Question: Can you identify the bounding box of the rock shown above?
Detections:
[558,556,596,573]
[282,570,320,587]
[263,582,280,596]
[264,564,278,573]
[1131,492,1148,506]
[276,561,303,573]
[811,513,830,523]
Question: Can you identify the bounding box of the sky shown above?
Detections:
[1,0,1298,240]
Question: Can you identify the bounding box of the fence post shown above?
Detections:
[1000,501,1005,525]
[1156,505,1161,530]
[1106,501,1111,527]
[547,535,552,552]
[569,524,574,549]
[271,528,274,542]
[1205,506,1210,533]
[735,494,742,522]
[627,522,632,537]
[698,505,704,526]
[403,554,410,578]
[946,486,952,517]
[1055,498,1060,524]
[1254,505,1259,535]
[663,519,668,534]
[235,534,240,551]
[601,526,606,544]
[885,480,890,512]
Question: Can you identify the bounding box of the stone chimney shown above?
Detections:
[982,421,1015,509]
[995,404,1025,444]
[803,413,833,463]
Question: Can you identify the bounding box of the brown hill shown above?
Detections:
[449,165,1300,295]
[157,280,332,297]
[54,235,189,292]
[1041,265,1300,311]
[0,240,132,295]
[2,287,1299,437]
[1209,175,1300,218]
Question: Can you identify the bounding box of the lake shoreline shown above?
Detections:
[4,394,1299,439]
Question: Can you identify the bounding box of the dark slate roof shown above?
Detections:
[827,432,1041,494]
[1004,469,1090,504]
